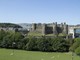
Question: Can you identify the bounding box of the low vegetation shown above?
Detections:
[0,30,70,52]
[0,49,80,60]
[0,30,80,56]
[70,38,80,55]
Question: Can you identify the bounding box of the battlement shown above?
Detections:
[30,22,68,35]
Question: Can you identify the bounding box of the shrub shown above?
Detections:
[75,46,80,55]
[51,37,69,52]
[0,30,70,52]
[69,38,80,52]
[37,37,52,52]
[25,37,38,51]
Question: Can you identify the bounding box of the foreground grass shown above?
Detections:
[0,48,80,60]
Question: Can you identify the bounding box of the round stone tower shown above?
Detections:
[53,22,57,34]
[63,22,68,34]
[42,23,46,35]
[32,23,36,31]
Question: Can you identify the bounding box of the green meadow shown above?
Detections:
[0,48,80,60]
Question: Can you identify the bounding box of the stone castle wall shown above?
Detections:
[31,22,68,35]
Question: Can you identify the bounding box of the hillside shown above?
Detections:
[0,23,22,28]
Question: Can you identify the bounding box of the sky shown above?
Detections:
[0,0,80,25]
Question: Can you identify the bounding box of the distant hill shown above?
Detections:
[18,23,32,30]
[0,23,22,28]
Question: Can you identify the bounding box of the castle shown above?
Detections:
[0,23,80,38]
[31,22,80,38]
[31,22,68,35]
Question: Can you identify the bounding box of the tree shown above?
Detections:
[51,37,69,52]
[25,37,37,51]
[0,30,9,47]
[37,37,52,51]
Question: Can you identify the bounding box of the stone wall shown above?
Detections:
[31,22,68,35]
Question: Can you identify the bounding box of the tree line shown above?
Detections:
[0,30,80,55]
[0,30,70,52]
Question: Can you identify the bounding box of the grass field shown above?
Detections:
[0,48,80,60]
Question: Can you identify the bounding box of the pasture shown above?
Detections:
[0,48,80,60]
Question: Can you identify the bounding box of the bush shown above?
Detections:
[0,30,70,52]
[51,37,69,52]
[25,37,38,51]
[74,38,80,42]
[75,46,80,55]
[37,37,52,52]
[69,38,80,52]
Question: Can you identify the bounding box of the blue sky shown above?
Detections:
[0,0,80,24]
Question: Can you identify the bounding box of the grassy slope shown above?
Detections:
[0,48,80,60]
[28,32,43,36]
[28,32,55,36]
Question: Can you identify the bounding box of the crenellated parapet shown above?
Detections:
[31,22,69,37]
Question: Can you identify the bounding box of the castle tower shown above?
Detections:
[53,22,57,34]
[63,22,68,34]
[32,23,36,31]
[42,23,46,35]
[60,23,63,27]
